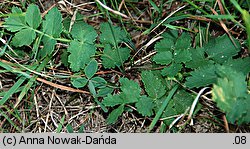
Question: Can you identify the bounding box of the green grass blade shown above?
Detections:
[202,14,236,20]
[15,56,51,108]
[149,0,160,13]
[230,0,244,13]
[0,76,26,105]
[0,109,22,132]
[15,77,36,107]
[0,60,31,78]
[56,115,65,133]
[0,86,24,97]
[185,0,209,15]
[242,10,250,50]
[230,0,250,50]
[32,34,43,60]
[0,61,13,70]
[78,124,85,133]
[2,105,23,124]
[66,124,74,133]
[147,85,179,132]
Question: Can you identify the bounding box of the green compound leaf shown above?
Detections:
[42,7,62,37]
[185,65,217,88]
[186,48,213,69]
[91,76,107,88]
[71,77,88,88]
[102,78,141,107]
[161,30,178,42]
[154,38,174,52]
[224,57,250,75]
[99,22,131,69]
[175,32,191,49]
[97,87,114,97]
[141,71,166,99]
[40,37,56,57]
[100,22,127,45]
[161,63,182,77]
[68,41,96,72]
[173,49,192,63]
[84,59,98,79]
[102,94,123,107]
[107,104,124,124]
[204,34,241,64]
[153,33,192,66]
[153,51,172,65]
[157,90,194,125]
[70,22,97,44]
[68,22,97,72]
[136,96,154,117]
[4,5,42,47]
[4,7,26,32]
[25,4,41,29]
[11,28,36,47]
[119,77,141,98]
[40,7,63,57]
[101,44,130,69]
[212,66,250,124]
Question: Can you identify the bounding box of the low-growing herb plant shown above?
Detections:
[0,3,249,132]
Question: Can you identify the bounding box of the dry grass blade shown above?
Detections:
[62,0,95,8]
[217,0,225,15]
[95,0,129,19]
[209,6,238,47]
[36,78,90,94]
[41,3,56,17]
[69,8,78,32]
[150,5,187,33]
[4,53,53,79]
[222,115,229,133]
[188,87,209,120]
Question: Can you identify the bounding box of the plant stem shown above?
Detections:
[101,0,125,72]
[147,85,179,132]
[30,27,71,43]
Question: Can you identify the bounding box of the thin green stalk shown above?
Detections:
[32,34,43,60]
[113,0,129,35]
[164,24,196,33]
[101,0,125,72]
[33,28,71,43]
[185,0,209,15]
[147,85,179,132]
